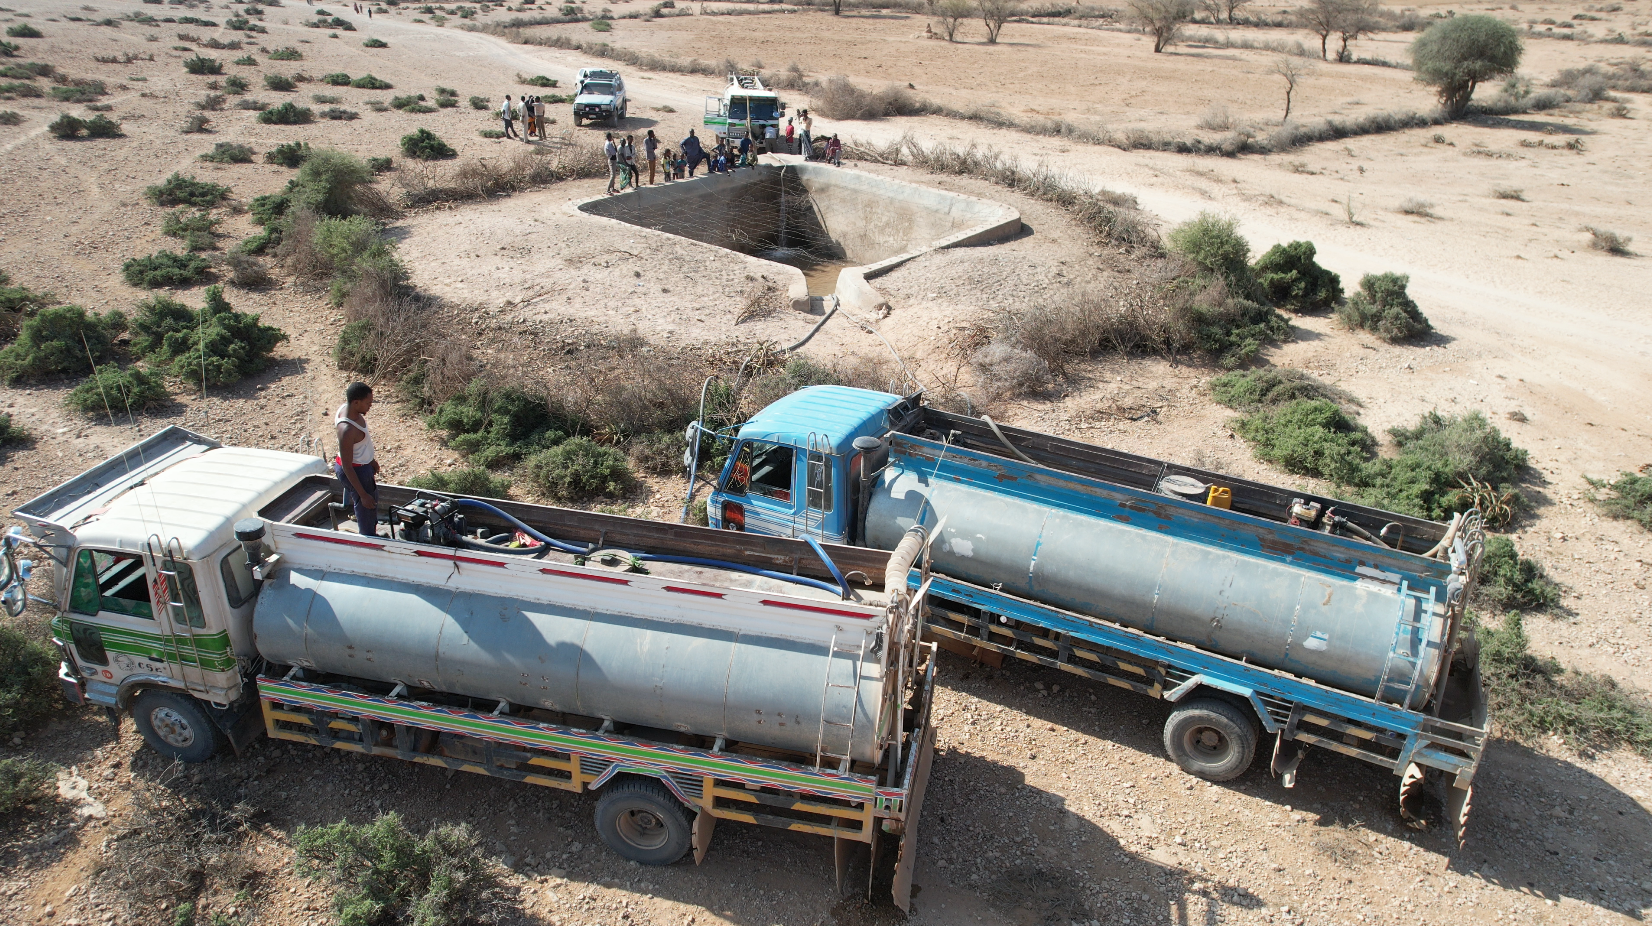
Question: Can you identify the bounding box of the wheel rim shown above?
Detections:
[150,706,197,748]
[615,806,669,851]
[1183,724,1230,763]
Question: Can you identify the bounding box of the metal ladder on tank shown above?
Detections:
[1374,580,1440,711]
[146,535,211,699]
[814,634,866,774]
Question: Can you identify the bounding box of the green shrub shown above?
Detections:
[0,412,28,447]
[0,623,57,734]
[1587,471,1652,530]
[1178,281,1290,369]
[427,379,565,468]
[50,81,107,104]
[182,54,223,75]
[264,140,312,167]
[520,74,557,87]
[81,114,122,138]
[199,141,255,163]
[1252,241,1342,312]
[321,72,352,86]
[334,318,377,372]
[362,37,389,48]
[161,209,219,251]
[46,113,85,139]
[1233,399,1374,485]
[400,127,455,161]
[0,111,22,125]
[1209,367,1346,410]
[1475,535,1561,613]
[0,757,55,814]
[1478,612,1652,756]
[131,285,287,385]
[350,73,392,89]
[389,92,425,110]
[122,250,211,289]
[1356,410,1527,521]
[146,172,229,207]
[1167,211,1256,295]
[233,54,257,66]
[294,813,500,926]
[1337,272,1431,341]
[0,304,126,383]
[65,364,170,417]
[5,24,44,39]
[267,46,304,61]
[591,18,612,31]
[478,129,504,139]
[320,107,359,120]
[366,156,392,173]
[526,437,632,502]
[286,149,374,216]
[405,467,512,498]
[468,94,488,110]
[258,100,313,124]
[224,74,251,93]
[627,431,683,475]
[263,72,297,92]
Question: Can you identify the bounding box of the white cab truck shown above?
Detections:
[573,68,626,126]
[703,73,785,146]
[5,427,936,904]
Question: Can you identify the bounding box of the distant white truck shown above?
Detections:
[704,73,785,148]
[573,68,627,126]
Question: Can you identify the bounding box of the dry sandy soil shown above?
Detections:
[1,0,1651,924]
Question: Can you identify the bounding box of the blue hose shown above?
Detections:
[452,497,845,596]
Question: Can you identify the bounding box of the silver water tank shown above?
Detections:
[252,567,886,763]
[866,464,1447,705]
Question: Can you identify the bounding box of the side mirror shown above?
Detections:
[0,529,24,618]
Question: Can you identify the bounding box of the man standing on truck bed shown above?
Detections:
[335,382,380,537]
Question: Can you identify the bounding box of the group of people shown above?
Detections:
[602,125,843,194]
[499,94,551,141]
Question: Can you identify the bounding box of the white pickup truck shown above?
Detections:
[4,426,935,904]
[573,67,627,126]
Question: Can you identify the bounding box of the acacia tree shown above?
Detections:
[1411,14,1522,117]
[1275,56,1311,121]
[1299,0,1344,60]
[1220,0,1251,23]
[1334,0,1380,61]
[978,0,1018,43]
[936,0,973,41]
[1128,0,1196,53]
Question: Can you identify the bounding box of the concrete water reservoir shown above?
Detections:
[576,162,1021,311]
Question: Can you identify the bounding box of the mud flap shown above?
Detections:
[1398,762,1429,830]
[692,810,716,865]
[835,836,852,894]
[891,718,938,912]
[1270,731,1305,787]
[1445,782,1473,847]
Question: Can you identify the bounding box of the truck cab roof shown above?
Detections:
[16,427,327,559]
[736,386,902,455]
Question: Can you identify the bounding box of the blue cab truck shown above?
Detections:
[693,386,1490,838]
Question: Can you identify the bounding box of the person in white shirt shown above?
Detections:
[500,95,520,140]
[334,382,381,536]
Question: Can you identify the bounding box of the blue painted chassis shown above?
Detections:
[913,571,1486,788]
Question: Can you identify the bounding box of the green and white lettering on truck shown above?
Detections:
[13,428,328,711]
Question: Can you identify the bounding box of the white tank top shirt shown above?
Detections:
[335,404,376,466]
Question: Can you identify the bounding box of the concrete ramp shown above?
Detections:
[576,164,1020,312]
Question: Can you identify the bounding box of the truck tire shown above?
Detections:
[1163,698,1257,782]
[594,778,691,865]
[573,114,582,127]
[132,689,221,763]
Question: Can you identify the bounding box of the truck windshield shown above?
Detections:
[582,82,615,96]
[725,441,795,504]
[728,97,777,122]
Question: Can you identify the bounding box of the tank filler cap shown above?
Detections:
[852,436,884,452]
[234,518,267,542]
[1158,475,1208,499]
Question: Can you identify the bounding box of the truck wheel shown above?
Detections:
[573,114,582,127]
[132,689,221,763]
[594,778,691,865]
[1163,698,1257,782]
